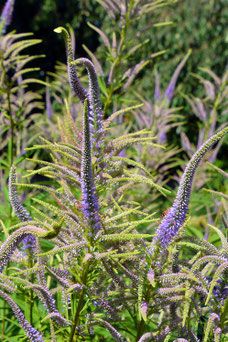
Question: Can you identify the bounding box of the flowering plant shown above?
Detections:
[0,1,227,341]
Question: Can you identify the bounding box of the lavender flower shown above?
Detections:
[81,99,102,236]
[154,126,228,248]
[9,165,36,250]
[0,0,15,34]
[212,278,228,307]
[164,49,191,101]
[54,27,104,158]
[72,58,104,156]
[137,333,154,342]
[54,27,88,103]
[213,327,222,342]
[147,268,155,286]
[86,319,125,342]
[203,313,220,342]
[154,67,161,101]
[141,302,149,321]
[0,226,46,272]
[158,131,167,144]
[45,85,53,119]
[25,284,68,326]
[9,165,31,222]
[0,290,44,342]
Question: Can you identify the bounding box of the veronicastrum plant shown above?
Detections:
[129,50,191,201]
[181,66,228,163]
[0,21,228,342]
[82,0,176,114]
[0,0,47,217]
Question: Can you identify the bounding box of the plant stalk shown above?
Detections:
[69,262,90,342]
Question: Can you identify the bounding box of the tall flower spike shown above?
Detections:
[54,27,88,102]
[0,290,44,342]
[81,99,101,236]
[9,165,36,250]
[0,0,15,35]
[55,28,104,158]
[164,49,191,101]
[9,165,31,222]
[154,126,228,248]
[71,58,104,155]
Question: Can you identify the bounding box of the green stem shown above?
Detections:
[69,262,90,342]
[103,84,113,115]
[220,293,228,329]
[136,319,145,341]
[7,87,14,167]
[1,302,5,340]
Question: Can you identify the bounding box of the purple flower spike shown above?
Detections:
[0,226,46,272]
[55,28,104,159]
[154,127,228,248]
[9,165,36,251]
[73,58,104,156]
[0,290,44,342]
[81,99,102,236]
[1,0,15,34]
[54,27,88,103]
[154,67,161,101]
[164,49,191,101]
[45,85,53,119]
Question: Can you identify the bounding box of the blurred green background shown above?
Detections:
[3,0,227,81]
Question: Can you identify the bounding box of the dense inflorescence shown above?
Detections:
[9,165,36,250]
[154,126,228,248]
[0,226,45,272]
[81,100,102,236]
[0,290,44,342]
[53,27,87,103]
[55,27,104,159]
[73,57,104,156]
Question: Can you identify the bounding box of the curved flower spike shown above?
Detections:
[154,126,228,248]
[0,0,15,35]
[9,165,31,222]
[87,318,125,342]
[54,27,88,102]
[42,312,70,326]
[164,49,191,101]
[0,224,63,272]
[24,284,68,326]
[213,327,222,342]
[0,290,44,342]
[55,27,104,158]
[81,99,101,236]
[71,58,104,154]
[9,165,36,250]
